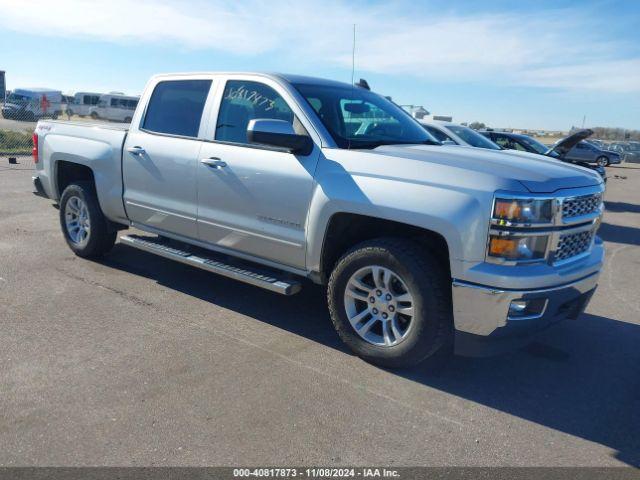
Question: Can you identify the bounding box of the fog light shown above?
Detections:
[509,300,528,314]
[507,298,547,320]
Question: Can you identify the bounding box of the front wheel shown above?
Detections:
[59,182,116,257]
[327,238,452,368]
[596,156,609,167]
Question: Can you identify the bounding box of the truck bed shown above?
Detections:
[35,119,130,223]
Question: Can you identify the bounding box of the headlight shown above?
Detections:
[488,234,548,261]
[493,198,553,225]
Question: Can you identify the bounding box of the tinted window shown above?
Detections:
[493,135,512,149]
[143,80,212,137]
[518,136,549,154]
[446,125,501,150]
[423,125,452,143]
[216,80,295,144]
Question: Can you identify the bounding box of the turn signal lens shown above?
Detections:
[488,235,548,261]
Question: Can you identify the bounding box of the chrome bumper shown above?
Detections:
[452,271,599,337]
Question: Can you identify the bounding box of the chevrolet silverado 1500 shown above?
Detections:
[32,72,605,367]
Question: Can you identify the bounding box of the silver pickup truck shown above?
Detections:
[32,72,605,367]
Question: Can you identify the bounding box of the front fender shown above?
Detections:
[305,159,494,278]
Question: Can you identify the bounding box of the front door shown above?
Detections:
[196,79,319,269]
[122,79,213,239]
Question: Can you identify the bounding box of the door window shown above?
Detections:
[215,80,295,145]
[142,80,212,137]
[494,135,512,149]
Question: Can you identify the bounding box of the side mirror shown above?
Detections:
[247,119,313,155]
[441,139,456,146]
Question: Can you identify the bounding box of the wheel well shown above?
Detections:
[56,161,95,198]
[320,213,450,282]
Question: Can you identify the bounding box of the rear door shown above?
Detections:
[122,77,214,239]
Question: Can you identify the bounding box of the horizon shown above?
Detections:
[0,0,638,131]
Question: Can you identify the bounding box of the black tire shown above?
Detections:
[90,112,99,120]
[596,156,609,167]
[59,182,116,258]
[327,238,452,368]
[124,117,132,123]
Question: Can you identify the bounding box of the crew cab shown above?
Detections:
[32,72,605,367]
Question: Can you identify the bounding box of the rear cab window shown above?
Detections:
[142,80,212,138]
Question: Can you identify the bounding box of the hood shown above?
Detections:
[1,103,23,110]
[369,144,602,193]
[547,128,593,157]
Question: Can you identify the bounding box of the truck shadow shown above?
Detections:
[97,244,640,467]
[402,314,640,467]
[597,223,640,246]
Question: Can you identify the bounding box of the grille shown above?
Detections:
[562,194,602,220]
[555,230,594,262]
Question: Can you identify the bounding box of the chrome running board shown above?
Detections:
[119,234,302,295]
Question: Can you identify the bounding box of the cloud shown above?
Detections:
[0,0,638,93]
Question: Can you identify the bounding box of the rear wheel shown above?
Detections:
[327,238,452,368]
[59,182,116,257]
[90,112,99,120]
[596,155,609,167]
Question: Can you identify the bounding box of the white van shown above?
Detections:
[90,93,139,123]
[1,88,63,121]
[67,92,101,117]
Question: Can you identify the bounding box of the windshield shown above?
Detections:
[294,83,438,149]
[519,136,549,155]
[445,125,501,150]
[6,93,30,104]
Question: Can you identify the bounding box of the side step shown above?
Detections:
[119,234,302,295]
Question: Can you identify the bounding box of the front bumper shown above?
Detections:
[452,270,599,356]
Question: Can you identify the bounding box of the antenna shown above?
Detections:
[351,24,356,86]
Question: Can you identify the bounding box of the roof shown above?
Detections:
[420,119,458,127]
[151,71,355,89]
[14,87,62,93]
[480,130,529,139]
[274,73,354,88]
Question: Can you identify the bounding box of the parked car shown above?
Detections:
[424,122,606,181]
[1,88,63,121]
[481,129,611,178]
[609,142,640,163]
[90,93,139,122]
[67,92,102,117]
[32,72,605,367]
[420,120,502,150]
[564,140,621,167]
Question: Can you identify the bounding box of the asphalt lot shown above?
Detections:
[1,159,639,467]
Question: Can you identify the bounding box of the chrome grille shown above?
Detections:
[562,193,602,220]
[555,230,594,262]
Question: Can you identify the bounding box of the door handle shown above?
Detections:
[127,146,146,156]
[200,157,227,169]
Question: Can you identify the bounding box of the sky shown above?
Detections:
[0,0,639,130]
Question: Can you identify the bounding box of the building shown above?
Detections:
[400,105,452,122]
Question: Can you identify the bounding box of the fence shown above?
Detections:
[1,91,138,157]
